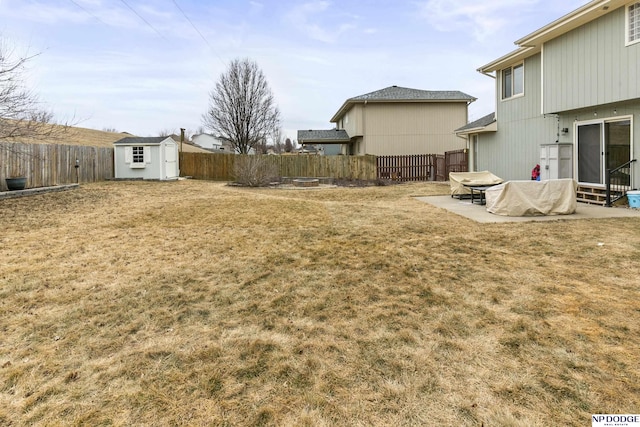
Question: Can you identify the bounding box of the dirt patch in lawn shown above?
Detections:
[0,180,639,426]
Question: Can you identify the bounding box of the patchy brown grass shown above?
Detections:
[0,180,639,426]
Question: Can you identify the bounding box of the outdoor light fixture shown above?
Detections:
[561,128,569,134]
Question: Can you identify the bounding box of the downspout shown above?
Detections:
[362,100,367,156]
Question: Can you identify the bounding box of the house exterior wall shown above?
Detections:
[543,6,640,114]
[360,102,467,156]
[340,104,364,137]
[556,101,640,188]
[477,53,557,180]
[192,134,224,150]
[320,144,343,155]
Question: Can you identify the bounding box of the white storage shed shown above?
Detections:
[114,136,179,180]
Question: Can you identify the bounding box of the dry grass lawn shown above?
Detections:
[1,180,639,426]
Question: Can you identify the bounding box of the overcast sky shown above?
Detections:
[0,0,587,140]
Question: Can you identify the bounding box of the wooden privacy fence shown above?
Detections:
[0,141,114,191]
[376,150,468,182]
[180,153,378,181]
[1,143,468,191]
[445,149,468,177]
[377,154,438,181]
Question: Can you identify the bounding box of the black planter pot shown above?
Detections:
[5,177,27,191]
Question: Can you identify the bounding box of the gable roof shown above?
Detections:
[455,112,497,136]
[478,0,627,73]
[297,129,351,144]
[330,86,476,122]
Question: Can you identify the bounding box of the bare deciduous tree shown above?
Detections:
[0,37,71,141]
[269,127,285,154]
[202,58,280,154]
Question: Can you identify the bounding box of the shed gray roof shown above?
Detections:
[349,86,476,102]
[455,112,496,132]
[114,136,169,145]
[297,129,351,143]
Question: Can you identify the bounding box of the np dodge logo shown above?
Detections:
[592,415,640,427]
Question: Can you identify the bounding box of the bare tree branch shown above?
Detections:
[202,58,281,154]
[0,36,72,142]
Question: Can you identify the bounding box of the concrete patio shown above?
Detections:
[415,195,640,223]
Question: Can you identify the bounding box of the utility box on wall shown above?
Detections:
[540,143,572,181]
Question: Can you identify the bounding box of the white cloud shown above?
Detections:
[249,1,264,14]
[285,1,357,43]
[416,0,539,42]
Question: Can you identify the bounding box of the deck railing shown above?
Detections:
[605,159,636,207]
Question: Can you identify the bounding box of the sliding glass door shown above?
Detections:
[577,118,631,186]
[577,123,603,185]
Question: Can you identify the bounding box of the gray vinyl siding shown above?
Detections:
[557,101,640,188]
[477,53,557,180]
[543,6,640,114]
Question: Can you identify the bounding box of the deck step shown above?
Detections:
[576,185,624,206]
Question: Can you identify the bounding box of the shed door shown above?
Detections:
[165,144,178,179]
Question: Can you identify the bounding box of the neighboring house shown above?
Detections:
[191,133,255,154]
[167,134,213,154]
[191,133,233,153]
[457,0,639,200]
[114,136,179,180]
[300,86,476,156]
[296,129,348,154]
[297,144,324,155]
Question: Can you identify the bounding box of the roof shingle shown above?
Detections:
[348,86,476,102]
[455,112,496,132]
[297,129,351,142]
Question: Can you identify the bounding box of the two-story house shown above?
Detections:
[299,86,476,156]
[457,0,639,204]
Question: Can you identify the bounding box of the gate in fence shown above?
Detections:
[376,149,467,182]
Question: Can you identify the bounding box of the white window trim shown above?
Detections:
[500,62,525,101]
[626,2,640,47]
[125,145,150,169]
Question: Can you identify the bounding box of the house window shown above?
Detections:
[132,146,144,164]
[501,63,524,99]
[628,2,640,45]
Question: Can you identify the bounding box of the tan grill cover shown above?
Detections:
[485,179,577,216]
[449,171,503,195]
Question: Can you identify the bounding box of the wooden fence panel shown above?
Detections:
[376,154,437,181]
[445,149,468,177]
[376,151,468,182]
[0,142,114,191]
[435,155,446,181]
[179,153,378,181]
